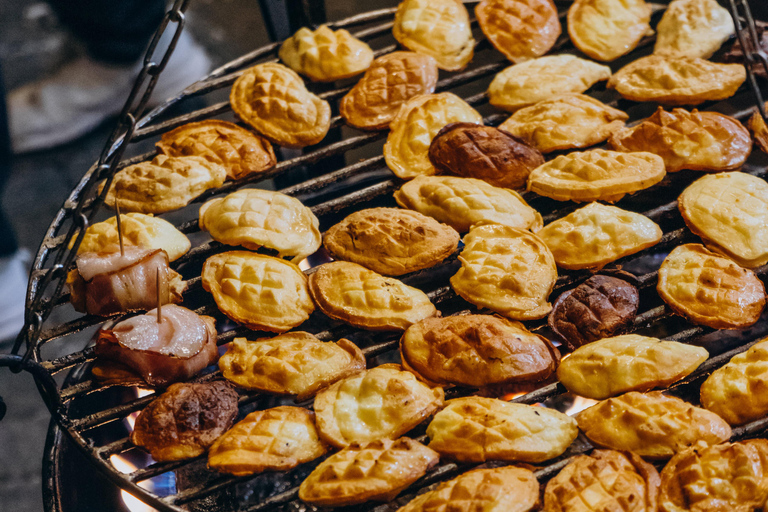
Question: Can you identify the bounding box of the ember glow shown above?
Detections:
[109,455,158,512]
[564,395,598,416]
[110,387,159,512]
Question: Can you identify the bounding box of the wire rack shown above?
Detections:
[5,0,768,511]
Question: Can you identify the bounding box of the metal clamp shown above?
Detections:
[728,0,768,123]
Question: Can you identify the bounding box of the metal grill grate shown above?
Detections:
[7,1,768,511]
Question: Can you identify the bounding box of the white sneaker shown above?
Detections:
[0,249,31,343]
[9,30,212,153]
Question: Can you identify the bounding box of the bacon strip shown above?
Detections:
[68,247,185,316]
[95,305,219,387]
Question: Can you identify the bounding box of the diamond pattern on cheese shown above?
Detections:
[701,337,768,425]
[607,55,746,106]
[499,93,628,153]
[398,467,540,512]
[450,224,557,320]
[527,149,666,203]
[208,406,327,476]
[199,188,321,263]
[156,119,276,180]
[230,62,331,147]
[279,25,373,82]
[299,437,439,506]
[476,0,561,63]
[537,202,662,269]
[384,93,482,179]
[426,397,578,462]
[102,154,226,214]
[577,391,732,459]
[394,175,542,233]
[609,107,752,173]
[393,0,475,71]
[678,172,768,268]
[659,440,768,512]
[314,366,444,448]
[308,261,437,331]
[544,450,660,512]
[658,244,766,330]
[202,251,314,332]
[219,332,365,399]
[75,213,190,262]
[488,55,612,111]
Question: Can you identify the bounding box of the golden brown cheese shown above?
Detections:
[450,224,557,320]
[323,207,459,276]
[218,332,365,399]
[577,391,731,459]
[230,62,331,147]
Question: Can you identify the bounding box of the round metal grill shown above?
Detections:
[7,1,768,511]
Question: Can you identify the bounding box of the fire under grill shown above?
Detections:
[7,1,768,511]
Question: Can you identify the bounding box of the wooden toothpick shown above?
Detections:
[156,267,162,323]
[115,201,124,257]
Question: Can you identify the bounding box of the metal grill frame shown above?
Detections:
[7,1,768,511]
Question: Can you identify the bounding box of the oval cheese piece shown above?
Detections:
[156,119,276,180]
[678,172,768,268]
[401,314,559,388]
[537,202,662,269]
[340,51,438,131]
[314,366,444,448]
[607,55,746,106]
[488,54,612,111]
[398,467,540,512]
[323,207,459,276]
[568,0,652,62]
[658,244,766,330]
[394,175,543,233]
[654,0,734,59]
[308,261,437,331]
[609,107,752,173]
[201,251,314,333]
[102,155,226,214]
[451,224,557,320]
[476,0,561,63]
[700,337,768,425]
[199,188,321,263]
[558,334,709,400]
[392,0,475,71]
[299,437,439,507]
[230,62,331,147]
[527,149,666,203]
[218,332,366,399]
[279,25,373,82]
[427,397,578,462]
[577,391,732,459]
[207,406,327,476]
[500,93,628,154]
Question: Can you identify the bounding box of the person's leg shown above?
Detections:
[0,61,30,342]
[46,0,165,65]
[8,0,211,154]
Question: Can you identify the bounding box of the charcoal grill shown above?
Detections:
[4,0,768,510]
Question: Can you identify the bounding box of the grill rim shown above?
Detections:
[11,1,768,511]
